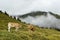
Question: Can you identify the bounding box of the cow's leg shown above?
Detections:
[8,26,11,32]
[15,27,19,32]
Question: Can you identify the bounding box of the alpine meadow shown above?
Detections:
[0,11,60,40]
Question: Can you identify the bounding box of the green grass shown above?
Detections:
[0,12,60,40]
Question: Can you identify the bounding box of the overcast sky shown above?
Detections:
[0,0,60,15]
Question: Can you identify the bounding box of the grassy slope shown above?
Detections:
[0,13,60,40]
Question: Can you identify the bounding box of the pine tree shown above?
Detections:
[5,11,9,16]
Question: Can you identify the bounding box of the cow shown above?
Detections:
[8,22,21,32]
[27,24,34,32]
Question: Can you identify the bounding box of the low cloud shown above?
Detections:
[19,13,60,29]
[0,0,60,15]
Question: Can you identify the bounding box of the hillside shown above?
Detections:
[49,12,60,19]
[18,11,60,19]
[0,11,60,40]
[18,11,47,18]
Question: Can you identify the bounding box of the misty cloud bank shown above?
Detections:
[19,13,60,29]
[0,0,60,15]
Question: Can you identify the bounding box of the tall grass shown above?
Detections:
[0,12,60,40]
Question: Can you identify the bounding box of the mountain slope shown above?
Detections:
[18,11,47,18]
[18,11,60,19]
[0,11,60,40]
[18,11,60,29]
[49,12,60,19]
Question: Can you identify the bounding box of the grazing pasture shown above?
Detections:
[0,12,60,40]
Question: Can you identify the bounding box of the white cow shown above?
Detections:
[8,22,21,32]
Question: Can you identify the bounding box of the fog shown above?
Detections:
[19,13,60,29]
[0,0,60,15]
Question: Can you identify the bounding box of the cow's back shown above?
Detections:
[8,22,20,27]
